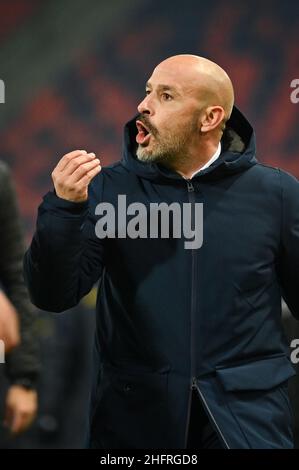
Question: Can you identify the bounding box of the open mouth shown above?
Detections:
[136,120,152,145]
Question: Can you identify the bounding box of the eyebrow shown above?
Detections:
[145,82,180,95]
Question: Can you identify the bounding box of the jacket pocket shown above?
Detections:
[103,361,170,401]
[215,354,296,392]
[90,362,171,448]
[215,355,296,448]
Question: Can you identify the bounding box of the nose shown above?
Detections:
[137,94,154,115]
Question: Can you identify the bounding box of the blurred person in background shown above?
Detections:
[0,160,40,444]
[24,54,298,449]
[0,290,19,355]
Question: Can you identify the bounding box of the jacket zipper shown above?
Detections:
[184,179,196,448]
[186,180,194,193]
[183,179,230,450]
[192,378,230,449]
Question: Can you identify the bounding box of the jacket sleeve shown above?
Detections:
[0,161,40,383]
[278,169,299,320]
[23,182,105,313]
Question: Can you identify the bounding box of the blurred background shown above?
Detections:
[0,0,298,448]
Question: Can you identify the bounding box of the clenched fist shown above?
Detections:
[52,150,101,202]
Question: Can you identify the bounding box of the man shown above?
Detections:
[24,55,298,449]
[0,161,40,438]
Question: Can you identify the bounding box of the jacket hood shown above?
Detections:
[121,106,257,182]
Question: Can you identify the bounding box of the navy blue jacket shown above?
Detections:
[24,106,298,448]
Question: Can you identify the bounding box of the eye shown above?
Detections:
[145,90,151,96]
[161,92,172,101]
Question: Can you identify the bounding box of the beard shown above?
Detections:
[136,114,199,165]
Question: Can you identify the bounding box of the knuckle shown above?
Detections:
[55,177,62,187]
[75,165,86,176]
[70,160,79,170]
[80,161,92,173]
[81,175,89,186]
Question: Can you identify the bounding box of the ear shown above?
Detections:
[200,106,225,133]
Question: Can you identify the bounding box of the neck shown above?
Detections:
[164,138,220,179]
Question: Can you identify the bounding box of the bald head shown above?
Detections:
[154,54,234,120]
[136,54,234,172]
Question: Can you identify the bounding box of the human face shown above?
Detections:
[136,65,202,164]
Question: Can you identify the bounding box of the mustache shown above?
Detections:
[138,115,158,136]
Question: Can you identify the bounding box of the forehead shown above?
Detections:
[147,62,200,95]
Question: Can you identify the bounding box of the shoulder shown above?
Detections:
[101,160,130,179]
[252,162,280,177]
[89,160,136,202]
[252,163,299,204]
[253,163,299,183]
[91,161,129,183]
[277,167,299,201]
[248,162,299,192]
